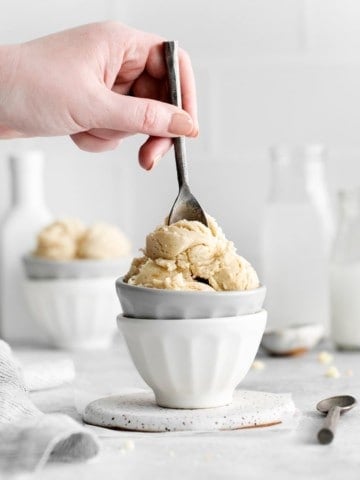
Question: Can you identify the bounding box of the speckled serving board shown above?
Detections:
[83,390,295,432]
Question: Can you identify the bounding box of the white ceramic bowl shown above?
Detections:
[117,310,267,409]
[116,278,266,319]
[24,277,119,350]
[23,255,132,280]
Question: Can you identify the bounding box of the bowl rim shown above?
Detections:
[117,310,267,323]
[116,276,266,297]
[263,322,324,336]
[23,253,132,267]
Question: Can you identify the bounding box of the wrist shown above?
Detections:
[0,44,21,137]
[0,44,20,103]
[0,44,20,93]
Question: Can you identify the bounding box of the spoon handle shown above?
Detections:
[317,405,341,444]
[164,41,189,187]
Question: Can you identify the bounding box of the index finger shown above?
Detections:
[178,47,198,133]
[145,41,199,133]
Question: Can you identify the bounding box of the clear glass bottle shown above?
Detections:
[0,151,52,344]
[261,145,334,331]
[330,188,360,350]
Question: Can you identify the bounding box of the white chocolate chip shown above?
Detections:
[325,366,340,378]
[252,360,265,371]
[317,351,333,365]
[121,440,135,453]
[203,453,215,462]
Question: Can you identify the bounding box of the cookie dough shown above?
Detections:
[34,218,86,260]
[78,223,131,260]
[125,216,259,291]
[34,219,131,260]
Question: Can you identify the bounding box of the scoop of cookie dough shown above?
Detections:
[78,223,131,259]
[34,218,86,260]
[125,216,259,291]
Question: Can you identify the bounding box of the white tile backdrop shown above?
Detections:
[1,0,360,270]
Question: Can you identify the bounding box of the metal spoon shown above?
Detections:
[316,395,356,444]
[163,41,207,226]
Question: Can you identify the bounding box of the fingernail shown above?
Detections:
[168,113,194,135]
[190,126,199,138]
[146,154,162,171]
[152,154,162,168]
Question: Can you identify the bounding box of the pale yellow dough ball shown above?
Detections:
[78,223,131,259]
[34,218,86,260]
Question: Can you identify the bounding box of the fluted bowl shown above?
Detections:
[117,310,267,409]
[24,277,119,350]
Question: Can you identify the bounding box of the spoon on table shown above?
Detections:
[163,41,207,227]
[316,395,356,444]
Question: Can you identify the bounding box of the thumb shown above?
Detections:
[96,89,195,137]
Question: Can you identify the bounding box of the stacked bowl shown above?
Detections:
[116,278,267,409]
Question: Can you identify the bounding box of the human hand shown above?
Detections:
[0,22,198,169]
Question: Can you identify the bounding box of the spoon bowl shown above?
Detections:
[168,184,207,225]
[317,395,356,414]
[316,395,356,444]
[164,41,207,227]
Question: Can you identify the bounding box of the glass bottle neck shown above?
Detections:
[268,146,326,204]
[10,151,45,207]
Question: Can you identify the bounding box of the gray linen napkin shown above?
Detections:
[17,349,76,391]
[0,340,100,474]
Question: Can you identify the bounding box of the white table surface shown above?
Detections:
[25,336,360,480]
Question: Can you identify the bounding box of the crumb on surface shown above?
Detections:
[345,368,354,377]
[120,440,135,453]
[252,360,266,370]
[203,453,215,462]
[317,351,333,365]
[325,366,340,378]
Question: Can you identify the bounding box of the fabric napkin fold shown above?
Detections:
[0,340,100,474]
[16,349,76,391]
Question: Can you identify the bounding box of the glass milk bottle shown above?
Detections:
[261,145,334,331]
[330,188,360,350]
[0,151,52,344]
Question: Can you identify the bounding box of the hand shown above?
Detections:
[0,22,198,170]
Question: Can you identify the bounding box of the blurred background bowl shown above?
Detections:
[261,323,324,356]
[24,277,119,350]
[116,277,266,319]
[22,256,131,350]
[117,310,267,408]
[23,254,132,279]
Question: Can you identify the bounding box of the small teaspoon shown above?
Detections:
[163,41,207,227]
[316,395,356,444]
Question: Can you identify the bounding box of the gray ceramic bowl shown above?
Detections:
[116,277,266,319]
[23,254,132,280]
[261,323,324,356]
